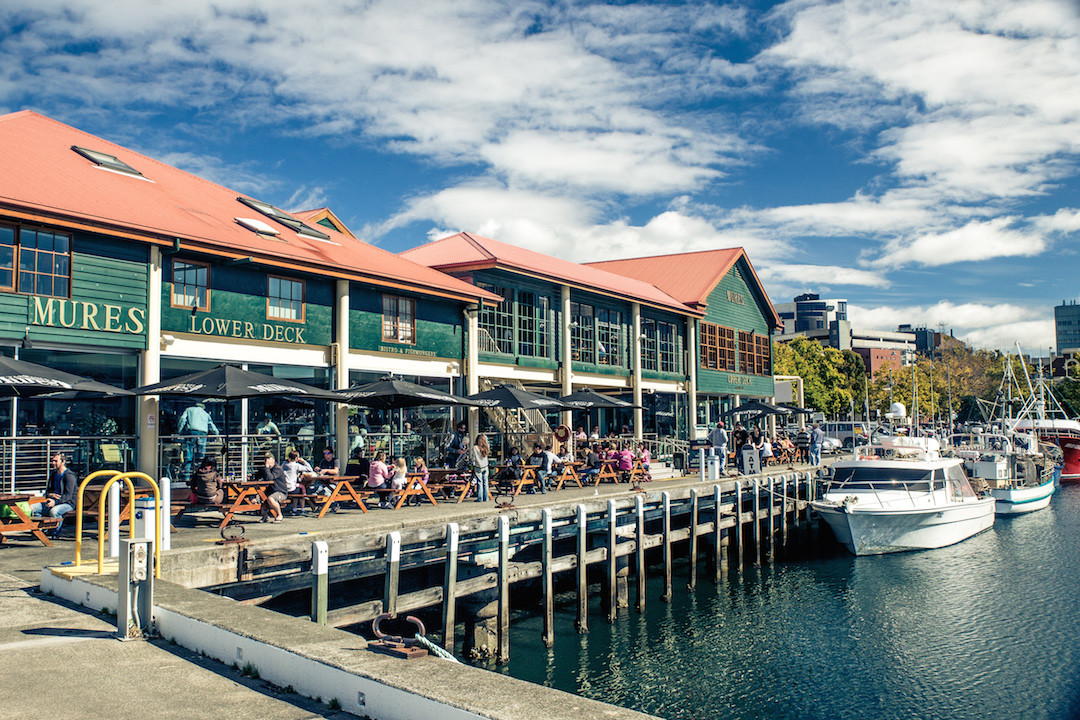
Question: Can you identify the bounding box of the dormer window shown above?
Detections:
[71,145,143,177]
[236,196,330,240]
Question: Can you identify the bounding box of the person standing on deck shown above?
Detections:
[809,423,825,467]
[708,421,728,474]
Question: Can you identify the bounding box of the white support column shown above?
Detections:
[560,286,573,430]
[687,317,699,441]
[138,246,162,476]
[631,302,643,440]
[334,280,350,458]
[465,305,480,436]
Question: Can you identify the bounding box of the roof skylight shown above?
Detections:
[236,217,281,236]
[71,145,143,177]
[236,197,330,240]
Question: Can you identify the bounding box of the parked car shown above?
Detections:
[821,435,842,453]
[820,421,871,448]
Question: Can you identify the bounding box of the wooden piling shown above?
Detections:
[576,504,588,633]
[688,488,698,590]
[384,531,401,616]
[607,500,618,622]
[635,494,646,612]
[497,515,510,663]
[442,522,458,652]
[311,540,328,625]
[780,475,789,549]
[734,481,743,573]
[542,509,554,648]
[752,479,761,565]
[767,477,775,562]
[713,484,724,583]
[661,492,672,602]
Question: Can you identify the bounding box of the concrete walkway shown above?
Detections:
[0,461,824,720]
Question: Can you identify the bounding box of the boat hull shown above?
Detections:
[990,479,1056,515]
[812,498,996,556]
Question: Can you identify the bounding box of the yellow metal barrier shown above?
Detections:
[74,470,126,568]
[73,470,162,579]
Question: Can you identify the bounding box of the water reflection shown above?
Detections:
[493,487,1080,720]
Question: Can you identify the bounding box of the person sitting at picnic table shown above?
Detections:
[574,427,588,442]
[366,451,395,508]
[582,444,601,479]
[318,447,341,476]
[381,457,408,509]
[260,453,288,524]
[760,433,775,466]
[527,443,553,494]
[32,452,77,539]
[404,456,430,507]
[589,427,600,441]
[617,443,635,473]
[191,457,224,505]
[636,442,651,470]
[496,446,523,486]
[282,450,313,514]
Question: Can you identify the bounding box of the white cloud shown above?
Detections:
[872,217,1045,268]
[758,263,890,288]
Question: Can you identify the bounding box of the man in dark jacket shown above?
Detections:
[260,453,289,523]
[32,453,77,538]
[192,457,224,504]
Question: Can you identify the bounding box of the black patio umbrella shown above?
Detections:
[132,364,341,474]
[725,399,794,420]
[0,355,131,397]
[132,364,341,401]
[557,388,640,441]
[779,405,815,415]
[333,377,479,458]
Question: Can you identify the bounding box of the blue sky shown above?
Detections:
[2,0,1078,353]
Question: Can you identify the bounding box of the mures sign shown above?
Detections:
[30,297,146,335]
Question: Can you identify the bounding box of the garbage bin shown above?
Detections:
[673,451,687,472]
[133,496,158,543]
[707,455,721,480]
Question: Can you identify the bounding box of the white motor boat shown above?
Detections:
[812,437,996,555]
[946,431,1056,516]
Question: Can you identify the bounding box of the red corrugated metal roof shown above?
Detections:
[586,248,781,327]
[401,232,699,316]
[0,111,496,304]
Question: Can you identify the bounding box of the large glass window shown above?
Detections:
[700,322,735,372]
[382,295,416,344]
[570,302,595,364]
[641,318,658,371]
[516,291,550,358]
[738,330,771,375]
[658,320,678,373]
[478,283,514,354]
[0,225,72,298]
[267,276,304,321]
[171,260,209,310]
[597,308,623,366]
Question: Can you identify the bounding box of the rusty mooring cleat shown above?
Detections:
[368,613,429,660]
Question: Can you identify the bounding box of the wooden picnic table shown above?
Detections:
[393,473,441,510]
[553,461,584,491]
[178,480,273,528]
[491,465,538,501]
[594,459,621,485]
[0,493,55,546]
[425,469,469,501]
[300,475,371,518]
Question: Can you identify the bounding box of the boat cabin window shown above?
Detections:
[945,464,977,499]
[831,466,942,491]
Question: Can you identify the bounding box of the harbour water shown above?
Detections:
[488,485,1080,719]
